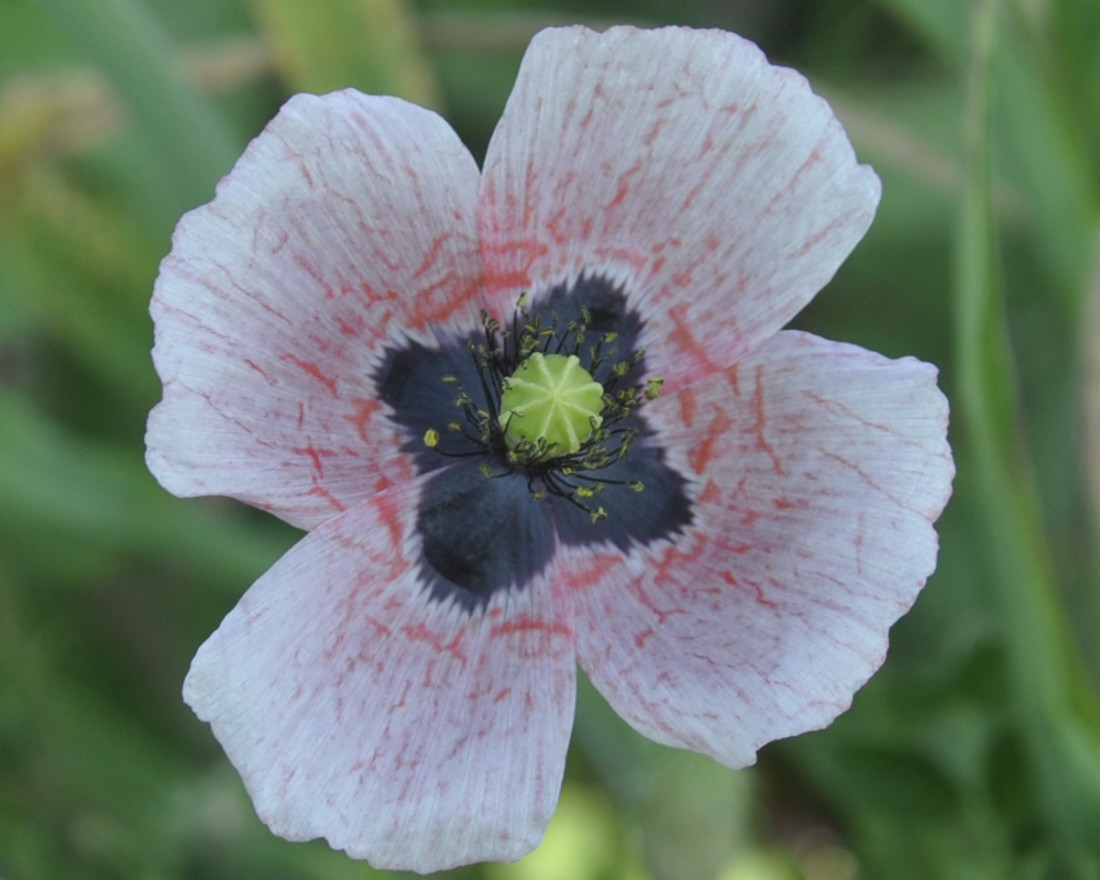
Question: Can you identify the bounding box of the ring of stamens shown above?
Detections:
[422,294,663,521]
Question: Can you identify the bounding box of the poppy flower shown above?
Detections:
[147,25,953,873]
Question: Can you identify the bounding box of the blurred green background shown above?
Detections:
[2,0,1099,877]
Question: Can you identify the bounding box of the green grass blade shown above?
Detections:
[32,0,239,209]
[955,0,1100,853]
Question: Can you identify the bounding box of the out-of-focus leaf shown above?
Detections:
[715,850,800,880]
[572,672,752,880]
[33,0,239,212]
[1085,242,1100,532]
[0,37,273,171]
[0,69,123,185]
[487,786,628,880]
[0,0,73,76]
[994,11,1097,308]
[1052,0,1100,156]
[0,169,163,410]
[167,769,383,880]
[955,0,1100,860]
[0,392,289,586]
[875,0,969,58]
[793,81,963,367]
[827,84,963,219]
[0,607,187,879]
[828,746,958,824]
[250,0,439,106]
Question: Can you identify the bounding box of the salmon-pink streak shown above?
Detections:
[184,480,577,871]
[145,25,954,875]
[147,92,485,530]
[574,330,952,768]
[479,27,881,392]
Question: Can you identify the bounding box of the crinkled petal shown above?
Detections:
[184,478,576,871]
[479,26,880,390]
[570,331,952,767]
[147,90,483,528]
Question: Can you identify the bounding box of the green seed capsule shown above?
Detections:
[499,352,605,456]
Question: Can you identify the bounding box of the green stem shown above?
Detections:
[956,0,1100,849]
[33,0,238,209]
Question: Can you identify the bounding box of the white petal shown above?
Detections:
[184,478,576,871]
[571,331,952,767]
[479,26,879,390]
[148,90,483,528]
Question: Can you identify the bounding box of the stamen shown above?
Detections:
[420,290,663,520]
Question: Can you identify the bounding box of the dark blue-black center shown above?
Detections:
[374,274,692,610]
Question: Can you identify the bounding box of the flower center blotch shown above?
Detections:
[376,275,692,609]
[423,288,660,512]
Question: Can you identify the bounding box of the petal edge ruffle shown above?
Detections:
[479,27,880,390]
[572,331,952,767]
[185,479,576,871]
[148,90,483,528]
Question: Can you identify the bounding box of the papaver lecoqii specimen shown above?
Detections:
[147,25,954,873]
